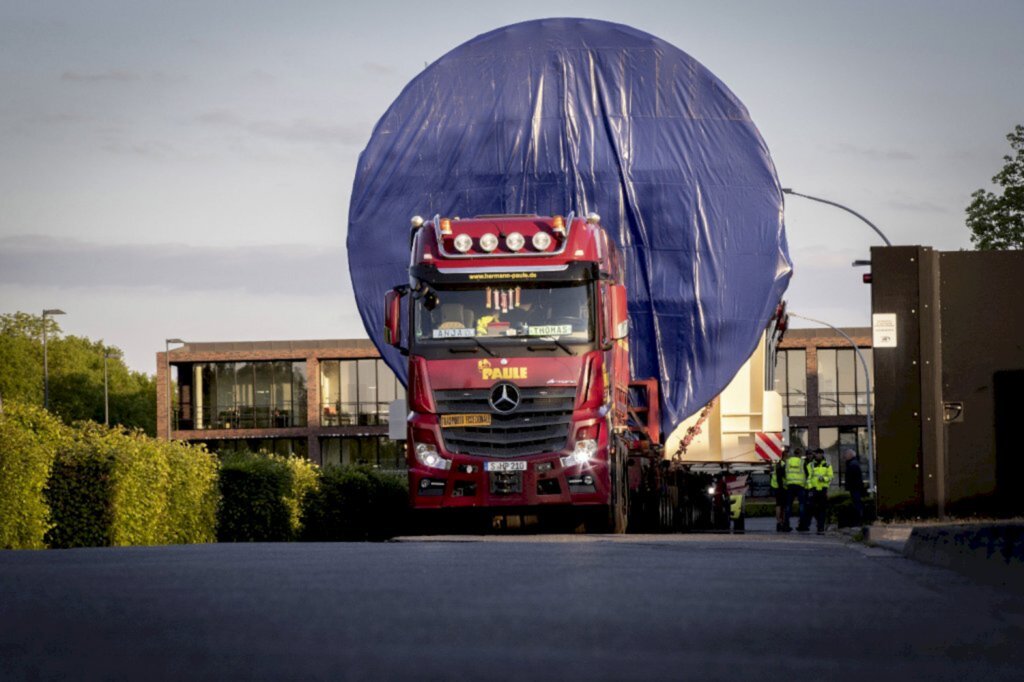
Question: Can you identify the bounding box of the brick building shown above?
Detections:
[156,328,871,480]
[156,340,405,468]
[774,326,873,482]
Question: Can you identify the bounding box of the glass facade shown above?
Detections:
[202,437,309,458]
[818,348,873,416]
[189,361,308,430]
[789,426,809,450]
[320,359,405,426]
[320,436,405,471]
[774,349,807,416]
[819,426,869,488]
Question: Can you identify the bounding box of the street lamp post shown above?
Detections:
[103,349,120,427]
[782,188,893,247]
[42,309,66,410]
[165,338,185,439]
[789,312,875,493]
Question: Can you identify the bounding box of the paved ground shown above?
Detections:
[2,524,1023,681]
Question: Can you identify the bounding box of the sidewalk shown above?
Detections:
[851,521,1024,592]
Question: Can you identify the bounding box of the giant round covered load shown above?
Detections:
[347,18,792,436]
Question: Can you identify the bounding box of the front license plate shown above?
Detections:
[440,413,492,428]
[484,461,527,472]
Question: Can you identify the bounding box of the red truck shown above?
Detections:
[348,21,794,533]
[383,212,785,532]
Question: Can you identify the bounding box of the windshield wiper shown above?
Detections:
[527,336,573,356]
[446,337,497,357]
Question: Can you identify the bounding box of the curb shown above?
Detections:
[902,523,1024,590]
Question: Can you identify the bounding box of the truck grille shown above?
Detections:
[435,386,576,458]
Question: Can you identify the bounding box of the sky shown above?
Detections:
[1,0,1022,373]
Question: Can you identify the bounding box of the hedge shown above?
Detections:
[216,450,318,542]
[45,425,218,548]
[301,465,408,541]
[828,491,877,527]
[746,492,876,527]
[163,439,220,544]
[0,401,66,549]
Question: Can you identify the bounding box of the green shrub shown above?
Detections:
[217,450,318,542]
[301,466,408,541]
[0,401,65,549]
[284,455,319,535]
[827,491,877,527]
[743,499,776,518]
[45,424,218,548]
[164,440,219,544]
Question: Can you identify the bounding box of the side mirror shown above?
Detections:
[384,287,405,347]
[610,284,629,340]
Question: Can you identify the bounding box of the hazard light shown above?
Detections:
[453,233,473,253]
[532,232,552,251]
[479,233,499,252]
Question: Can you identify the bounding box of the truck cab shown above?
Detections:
[383,214,632,528]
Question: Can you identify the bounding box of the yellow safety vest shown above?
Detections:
[784,456,806,487]
[806,460,833,491]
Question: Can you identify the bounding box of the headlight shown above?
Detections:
[532,231,552,251]
[505,232,525,251]
[453,233,473,253]
[707,485,716,496]
[479,233,499,252]
[560,439,597,468]
[415,443,450,470]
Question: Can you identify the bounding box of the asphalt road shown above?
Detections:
[2,526,1023,681]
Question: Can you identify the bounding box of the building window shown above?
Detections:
[789,426,809,450]
[774,350,807,416]
[320,436,406,471]
[189,361,307,431]
[320,359,405,427]
[818,348,873,416]
[818,426,868,488]
[202,437,309,458]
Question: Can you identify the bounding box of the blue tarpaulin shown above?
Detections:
[347,18,791,436]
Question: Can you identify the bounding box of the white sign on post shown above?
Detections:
[872,313,898,348]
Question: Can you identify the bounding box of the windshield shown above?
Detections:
[414,283,593,343]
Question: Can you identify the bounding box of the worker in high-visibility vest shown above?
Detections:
[782,446,808,532]
[770,458,787,533]
[806,448,834,534]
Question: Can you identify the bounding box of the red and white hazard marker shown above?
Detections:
[754,432,784,462]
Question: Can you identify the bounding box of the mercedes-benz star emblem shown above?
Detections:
[489,382,520,413]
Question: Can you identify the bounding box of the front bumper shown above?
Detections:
[409,454,611,509]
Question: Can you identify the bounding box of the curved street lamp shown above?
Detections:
[782,188,892,247]
[42,309,66,410]
[165,338,185,439]
[103,349,122,427]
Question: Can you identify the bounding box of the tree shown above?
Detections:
[966,124,1024,250]
[0,312,156,435]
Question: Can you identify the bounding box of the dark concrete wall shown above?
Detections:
[871,246,1024,517]
[870,246,926,516]
[939,251,1024,514]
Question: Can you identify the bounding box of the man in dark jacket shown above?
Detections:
[843,449,865,526]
